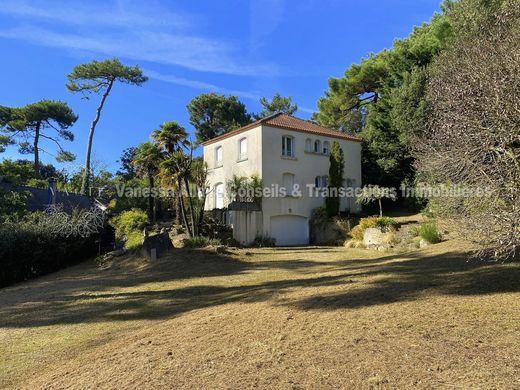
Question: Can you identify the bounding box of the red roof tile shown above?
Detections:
[201,113,362,146]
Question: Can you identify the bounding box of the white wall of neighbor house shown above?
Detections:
[203,125,263,210]
[260,125,362,242]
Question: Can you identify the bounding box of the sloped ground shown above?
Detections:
[0,241,519,389]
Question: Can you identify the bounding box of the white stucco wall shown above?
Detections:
[259,125,362,239]
[203,125,263,210]
[202,123,362,245]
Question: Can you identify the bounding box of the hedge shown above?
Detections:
[0,221,98,287]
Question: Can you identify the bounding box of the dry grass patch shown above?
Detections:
[0,241,519,389]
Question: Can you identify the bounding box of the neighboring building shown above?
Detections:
[202,113,362,246]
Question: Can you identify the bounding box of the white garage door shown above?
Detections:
[270,215,309,246]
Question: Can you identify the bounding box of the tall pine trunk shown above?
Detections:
[33,122,41,178]
[80,79,114,195]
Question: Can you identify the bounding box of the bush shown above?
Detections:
[109,209,148,240]
[419,221,442,244]
[251,235,276,247]
[0,211,99,287]
[184,236,222,248]
[350,216,398,240]
[125,231,144,250]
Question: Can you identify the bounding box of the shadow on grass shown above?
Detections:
[0,246,518,328]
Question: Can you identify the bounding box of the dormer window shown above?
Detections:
[215,146,223,167]
[238,137,247,160]
[282,136,295,157]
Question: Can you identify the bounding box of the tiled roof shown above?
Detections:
[201,113,362,146]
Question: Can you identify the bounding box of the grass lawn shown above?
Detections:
[1,240,519,389]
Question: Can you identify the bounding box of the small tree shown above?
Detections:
[152,121,190,225]
[326,141,345,217]
[132,142,162,224]
[67,58,147,194]
[357,185,396,217]
[256,93,298,119]
[0,100,77,176]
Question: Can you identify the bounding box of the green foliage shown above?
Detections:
[66,58,148,93]
[0,100,77,173]
[187,93,252,144]
[0,213,98,287]
[314,10,453,187]
[124,231,144,250]
[226,173,263,203]
[26,178,48,188]
[109,209,149,241]
[256,93,298,119]
[0,159,34,184]
[418,221,442,244]
[184,236,222,248]
[325,141,344,217]
[152,121,190,153]
[0,189,29,222]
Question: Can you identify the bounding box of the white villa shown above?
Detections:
[202,113,362,246]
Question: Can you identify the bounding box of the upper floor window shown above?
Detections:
[314,176,322,188]
[323,141,330,155]
[282,136,295,157]
[305,138,312,152]
[238,137,247,160]
[313,140,321,153]
[215,146,223,167]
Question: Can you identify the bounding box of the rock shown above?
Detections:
[215,245,227,254]
[104,249,126,260]
[170,232,189,248]
[141,232,173,259]
[419,239,429,248]
[363,228,386,247]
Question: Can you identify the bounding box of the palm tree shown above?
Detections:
[151,121,190,154]
[152,121,190,225]
[132,142,162,223]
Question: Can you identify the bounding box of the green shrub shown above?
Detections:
[0,189,29,222]
[184,236,222,248]
[125,231,144,250]
[419,221,441,244]
[109,209,148,240]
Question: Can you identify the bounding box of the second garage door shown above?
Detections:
[270,215,309,246]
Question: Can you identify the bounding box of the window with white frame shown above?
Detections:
[215,146,223,167]
[323,141,330,155]
[215,183,224,209]
[282,136,295,157]
[313,140,321,153]
[238,137,247,160]
[282,173,295,194]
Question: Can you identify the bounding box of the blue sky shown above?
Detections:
[0,0,442,173]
